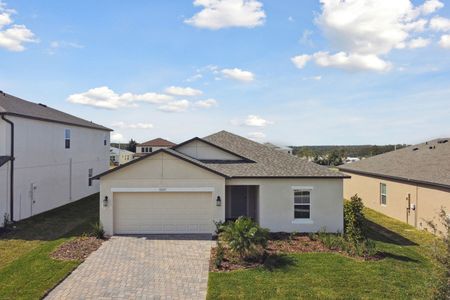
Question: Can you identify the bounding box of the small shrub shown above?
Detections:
[214,241,225,269]
[91,222,105,239]
[344,194,367,244]
[220,217,269,259]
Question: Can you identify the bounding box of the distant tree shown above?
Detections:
[328,150,344,166]
[127,139,137,152]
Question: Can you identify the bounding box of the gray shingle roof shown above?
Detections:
[201,131,347,178]
[338,138,450,188]
[138,138,176,147]
[0,92,111,131]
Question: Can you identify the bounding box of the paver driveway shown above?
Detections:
[46,235,213,300]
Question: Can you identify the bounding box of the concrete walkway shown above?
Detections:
[46,235,213,300]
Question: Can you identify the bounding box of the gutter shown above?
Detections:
[1,114,14,222]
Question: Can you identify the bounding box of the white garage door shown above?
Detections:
[113,192,213,234]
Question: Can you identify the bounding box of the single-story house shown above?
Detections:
[339,138,450,234]
[110,147,134,166]
[1,91,111,225]
[95,131,348,236]
[134,138,176,158]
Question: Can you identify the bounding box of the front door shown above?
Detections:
[230,186,248,219]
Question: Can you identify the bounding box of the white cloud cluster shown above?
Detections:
[292,0,447,72]
[111,121,154,129]
[221,68,254,82]
[67,86,173,109]
[439,34,450,48]
[0,1,37,51]
[111,132,125,143]
[194,98,218,108]
[430,16,450,31]
[232,115,273,127]
[47,40,84,55]
[185,0,265,29]
[157,99,191,113]
[165,86,203,96]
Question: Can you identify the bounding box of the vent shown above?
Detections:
[38,103,47,107]
[437,139,448,144]
[413,147,419,151]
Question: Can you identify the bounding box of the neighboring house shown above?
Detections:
[0,92,111,225]
[134,138,176,158]
[95,131,348,236]
[345,157,360,164]
[338,138,450,234]
[264,142,293,155]
[110,147,134,166]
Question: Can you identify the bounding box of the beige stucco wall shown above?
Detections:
[343,172,450,234]
[227,178,344,233]
[176,140,242,160]
[99,152,225,235]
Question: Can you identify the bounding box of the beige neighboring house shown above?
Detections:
[134,138,176,158]
[338,138,450,234]
[94,131,348,236]
[110,147,134,166]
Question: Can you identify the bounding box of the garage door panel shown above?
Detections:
[113,192,213,234]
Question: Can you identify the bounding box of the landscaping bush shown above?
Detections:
[425,208,450,299]
[91,222,105,239]
[344,194,367,244]
[220,217,269,259]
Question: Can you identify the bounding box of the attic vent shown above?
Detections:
[429,146,436,150]
[413,147,419,151]
[38,103,47,107]
[438,139,448,144]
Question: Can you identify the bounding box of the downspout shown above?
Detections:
[1,114,14,222]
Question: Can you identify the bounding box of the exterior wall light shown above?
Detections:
[103,196,109,207]
[216,196,222,206]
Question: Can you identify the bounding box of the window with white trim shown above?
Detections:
[64,129,71,149]
[294,190,311,219]
[380,183,387,205]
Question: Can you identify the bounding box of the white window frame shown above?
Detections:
[292,186,314,224]
[380,183,387,206]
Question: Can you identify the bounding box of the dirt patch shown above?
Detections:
[51,237,105,261]
[266,233,329,254]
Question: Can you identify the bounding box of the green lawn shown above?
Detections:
[0,194,99,300]
[208,207,439,299]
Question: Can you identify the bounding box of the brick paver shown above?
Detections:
[46,235,213,300]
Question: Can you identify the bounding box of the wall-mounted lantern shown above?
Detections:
[103,196,109,207]
[216,196,222,206]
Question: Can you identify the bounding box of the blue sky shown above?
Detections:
[1,0,450,145]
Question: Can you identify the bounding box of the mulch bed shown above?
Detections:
[210,233,381,272]
[50,236,105,261]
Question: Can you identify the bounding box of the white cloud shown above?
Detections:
[430,16,450,31]
[239,115,274,127]
[157,100,190,113]
[194,98,218,108]
[111,132,125,143]
[185,0,266,29]
[165,86,203,96]
[418,0,444,15]
[302,75,322,81]
[407,37,431,48]
[67,86,172,109]
[47,40,84,55]
[221,68,254,82]
[292,0,442,72]
[291,55,312,69]
[313,51,391,72]
[439,34,450,48]
[185,73,203,82]
[247,132,266,140]
[111,121,154,129]
[0,2,37,51]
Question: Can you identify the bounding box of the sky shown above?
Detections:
[1,0,450,146]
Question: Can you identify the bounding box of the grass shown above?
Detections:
[0,193,99,300]
[207,207,440,299]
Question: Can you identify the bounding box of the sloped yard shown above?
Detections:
[207,207,439,299]
[0,194,99,299]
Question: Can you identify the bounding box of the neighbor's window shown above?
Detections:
[380,183,387,205]
[294,190,311,219]
[103,134,107,146]
[88,168,93,186]
[65,129,71,149]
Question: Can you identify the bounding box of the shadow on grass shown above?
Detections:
[263,254,296,271]
[0,193,99,242]
[378,251,419,263]
[366,219,417,246]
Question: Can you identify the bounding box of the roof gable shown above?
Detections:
[0,92,111,131]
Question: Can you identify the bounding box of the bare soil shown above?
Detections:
[51,236,105,261]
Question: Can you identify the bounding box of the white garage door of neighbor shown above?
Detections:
[113,192,213,234]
